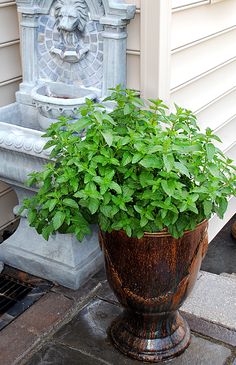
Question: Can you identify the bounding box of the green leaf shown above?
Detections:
[94,111,103,125]
[120,136,130,146]
[121,152,132,166]
[163,154,174,172]
[203,200,212,216]
[42,225,53,241]
[88,198,99,214]
[110,182,122,194]
[43,140,56,150]
[140,216,148,227]
[63,198,79,209]
[216,197,228,219]
[174,162,190,178]
[124,104,132,115]
[206,143,216,161]
[125,226,132,237]
[101,131,113,147]
[49,199,58,212]
[53,211,66,230]
[102,114,116,125]
[100,205,116,218]
[73,119,91,132]
[132,153,143,164]
[161,180,175,196]
[208,164,221,177]
[28,210,37,225]
[139,156,162,169]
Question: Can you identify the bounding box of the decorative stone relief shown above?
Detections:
[52,0,89,62]
[0,123,51,158]
[38,1,104,89]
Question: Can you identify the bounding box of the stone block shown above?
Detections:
[181,271,236,331]
[54,296,232,365]
[25,343,106,365]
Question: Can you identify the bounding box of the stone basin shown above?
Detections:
[31,82,97,130]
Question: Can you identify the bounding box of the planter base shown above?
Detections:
[109,310,191,363]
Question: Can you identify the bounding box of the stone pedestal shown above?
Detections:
[0,186,103,289]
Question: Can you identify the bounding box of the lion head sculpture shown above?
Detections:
[55,0,89,33]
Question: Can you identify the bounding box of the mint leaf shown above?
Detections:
[140,156,162,169]
[161,180,175,196]
[122,152,132,166]
[203,200,212,216]
[101,131,113,146]
[174,162,190,178]
[88,198,99,214]
[63,198,79,209]
[53,211,66,230]
[206,143,216,161]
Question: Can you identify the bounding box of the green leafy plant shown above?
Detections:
[21,86,236,240]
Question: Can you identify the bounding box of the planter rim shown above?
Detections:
[100,220,208,239]
[143,219,208,238]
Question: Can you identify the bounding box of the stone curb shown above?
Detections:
[181,271,236,341]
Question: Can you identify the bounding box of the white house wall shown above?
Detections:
[0,1,21,107]
[170,0,236,238]
[170,1,236,162]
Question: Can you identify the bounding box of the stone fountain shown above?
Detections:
[0,0,135,289]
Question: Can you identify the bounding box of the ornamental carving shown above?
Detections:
[51,0,90,63]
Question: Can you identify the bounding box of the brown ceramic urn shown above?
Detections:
[99,220,208,362]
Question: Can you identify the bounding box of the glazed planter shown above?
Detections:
[99,220,208,362]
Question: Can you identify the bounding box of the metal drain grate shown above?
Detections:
[0,272,52,331]
[0,275,32,315]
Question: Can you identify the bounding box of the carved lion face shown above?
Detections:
[55,0,88,33]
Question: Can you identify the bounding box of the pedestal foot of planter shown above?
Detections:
[109,310,191,363]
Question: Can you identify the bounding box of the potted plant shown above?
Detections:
[21,86,236,362]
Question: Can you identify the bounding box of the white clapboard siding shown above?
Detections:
[209,197,236,242]
[172,0,209,10]
[172,0,236,49]
[214,117,236,152]
[127,53,140,90]
[170,59,236,112]
[225,142,236,164]
[127,12,140,51]
[0,78,21,108]
[170,0,236,239]
[0,42,21,83]
[196,88,236,131]
[0,2,21,107]
[171,28,236,89]
[0,3,19,44]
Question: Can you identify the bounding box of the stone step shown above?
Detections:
[181,270,236,346]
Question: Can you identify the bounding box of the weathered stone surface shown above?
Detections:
[25,343,106,365]
[51,268,106,302]
[164,336,231,365]
[0,292,73,365]
[183,312,236,347]
[0,197,103,290]
[54,298,129,364]
[181,271,236,331]
[54,297,231,365]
